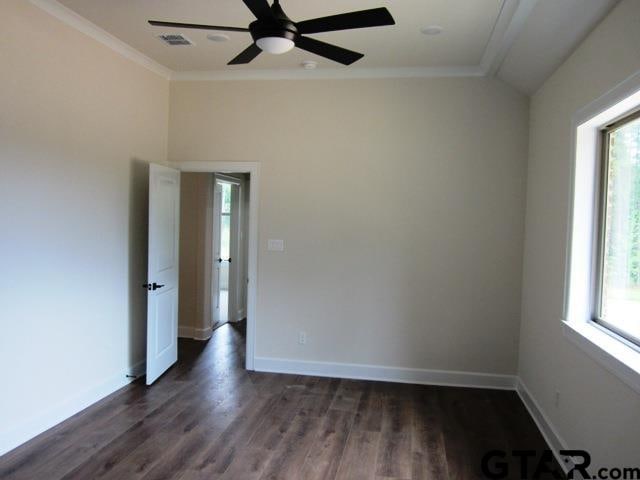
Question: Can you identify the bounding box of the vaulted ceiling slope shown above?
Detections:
[33,0,619,94]
[497,0,619,94]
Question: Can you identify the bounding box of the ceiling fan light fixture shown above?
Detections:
[256,36,295,54]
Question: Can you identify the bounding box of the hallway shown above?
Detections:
[0,322,563,479]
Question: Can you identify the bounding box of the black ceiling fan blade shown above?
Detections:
[242,0,273,19]
[228,43,263,65]
[296,7,395,35]
[295,36,364,65]
[148,20,249,32]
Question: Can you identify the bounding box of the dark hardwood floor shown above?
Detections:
[0,321,564,479]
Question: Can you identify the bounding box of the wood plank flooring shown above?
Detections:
[0,322,564,479]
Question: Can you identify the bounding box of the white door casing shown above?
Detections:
[173,161,259,371]
[146,164,180,385]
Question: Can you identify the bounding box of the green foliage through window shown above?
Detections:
[599,115,640,342]
[221,182,232,214]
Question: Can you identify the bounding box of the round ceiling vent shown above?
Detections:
[420,25,443,35]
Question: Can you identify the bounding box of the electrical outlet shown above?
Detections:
[554,390,560,408]
[298,332,307,345]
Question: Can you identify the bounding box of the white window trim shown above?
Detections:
[563,68,640,395]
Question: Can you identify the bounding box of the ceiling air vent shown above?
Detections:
[158,34,194,46]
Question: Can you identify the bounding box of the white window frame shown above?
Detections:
[564,69,640,395]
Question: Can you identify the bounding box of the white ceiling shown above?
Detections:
[36,0,620,94]
[55,0,503,71]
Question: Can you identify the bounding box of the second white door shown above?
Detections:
[146,164,180,385]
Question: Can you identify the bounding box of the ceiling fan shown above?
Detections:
[148,0,395,66]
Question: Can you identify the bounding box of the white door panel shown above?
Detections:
[146,164,180,385]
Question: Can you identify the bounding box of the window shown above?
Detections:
[594,110,640,347]
[563,73,640,395]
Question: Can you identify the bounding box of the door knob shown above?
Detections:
[143,282,165,291]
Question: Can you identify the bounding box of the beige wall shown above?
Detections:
[179,173,213,333]
[238,173,250,320]
[519,0,640,468]
[169,77,529,374]
[0,0,168,453]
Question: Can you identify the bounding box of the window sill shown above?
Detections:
[563,320,640,395]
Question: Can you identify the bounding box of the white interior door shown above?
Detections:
[211,177,240,326]
[146,164,180,385]
[212,181,223,327]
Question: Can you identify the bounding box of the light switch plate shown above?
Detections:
[267,239,284,252]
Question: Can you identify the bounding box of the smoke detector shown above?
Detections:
[301,60,318,70]
[207,33,230,42]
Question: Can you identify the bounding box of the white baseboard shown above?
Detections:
[516,379,573,475]
[178,325,195,338]
[0,359,145,457]
[254,357,517,390]
[178,325,213,341]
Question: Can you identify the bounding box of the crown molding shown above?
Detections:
[481,0,540,76]
[30,0,536,84]
[30,0,172,79]
[170,65,486,82]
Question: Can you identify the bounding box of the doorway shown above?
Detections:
[176,162,259,371]
[212,175,248,330]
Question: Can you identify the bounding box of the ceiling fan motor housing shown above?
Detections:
[249,2,298,44]
[249,19,298,44]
